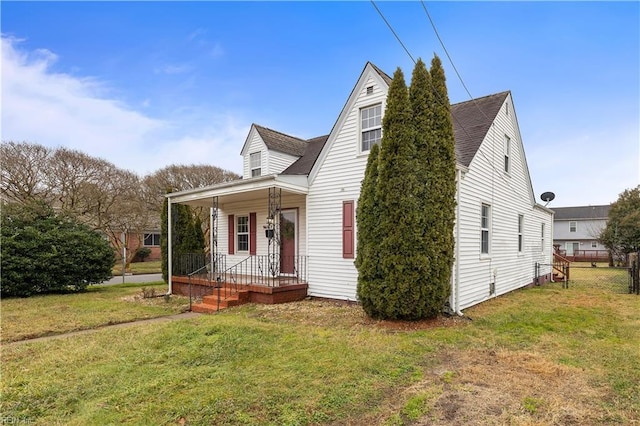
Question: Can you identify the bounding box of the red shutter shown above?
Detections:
[342,201,354,259]
[249,212,257,255]
[228,214,235,255]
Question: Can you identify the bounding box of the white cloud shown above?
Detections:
[1,36,245,177]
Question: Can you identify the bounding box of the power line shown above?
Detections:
[420,1,474,105]
[370,1,536,205]
[420,0,490,121]
[370,0,416,65]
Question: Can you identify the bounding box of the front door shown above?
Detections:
[280,210,296,274]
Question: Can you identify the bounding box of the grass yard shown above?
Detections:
[1,282,639,425]
[0,283,187,343]
[112,260,162,275]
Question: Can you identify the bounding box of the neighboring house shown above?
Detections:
[113,231,162,263]
[552,205,610,260]
[166,62,554,312]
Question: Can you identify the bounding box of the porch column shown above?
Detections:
[167,198,172,294]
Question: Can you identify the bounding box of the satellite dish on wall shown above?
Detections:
[540,191,555,206]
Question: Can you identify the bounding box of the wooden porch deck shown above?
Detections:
[171,275,308,313]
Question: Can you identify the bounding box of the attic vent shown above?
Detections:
[366,86,374,95]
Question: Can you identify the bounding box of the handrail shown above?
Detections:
[184,254,308,310]
[553,252,571,285]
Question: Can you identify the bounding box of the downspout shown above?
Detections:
[167,197,173,295]
[455,167,463,316]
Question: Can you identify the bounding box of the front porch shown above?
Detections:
[166,175,311,312]
[171,254,309,312]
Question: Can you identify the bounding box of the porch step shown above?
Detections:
[191,289,250,313]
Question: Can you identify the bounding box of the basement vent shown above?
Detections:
[366,86,374,95]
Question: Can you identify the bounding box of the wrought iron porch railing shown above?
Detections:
[185,254,308,311]
[186,253,227,311]
[218,255,308,288]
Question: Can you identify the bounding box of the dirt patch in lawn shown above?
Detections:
[407,349,615,425]
[249,299,469,331]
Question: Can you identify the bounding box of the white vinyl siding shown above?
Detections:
[242,128,301,178]
[454,94,552,311]
[307,70,387,301]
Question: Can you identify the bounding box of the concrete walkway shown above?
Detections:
[5,311,201,346]
[100,273,163,285]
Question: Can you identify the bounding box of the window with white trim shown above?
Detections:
[591,241,598,248]
[481,204,490,255]
[361,104,382,152]
[518,214,524,252]
[569,221,577,232]
[504,135,511,173]
[250,152,261,177]
[237,216,249,251]
[143,233,160,246]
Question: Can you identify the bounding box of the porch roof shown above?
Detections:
[166,174,308,207]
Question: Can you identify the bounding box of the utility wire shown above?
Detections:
[421,0,490,120]
[370,0,416,65]
[371,1,536,205]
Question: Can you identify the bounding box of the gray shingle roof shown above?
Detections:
[281,135,329,175]
[553,205,610,220]
[369,62,393,85]
[260,66,511,177]
[451,91,510,167]
[254,124,308,157]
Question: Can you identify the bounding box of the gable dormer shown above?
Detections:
[240,124,308,179]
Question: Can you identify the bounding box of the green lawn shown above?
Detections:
[1,282,638,425]
[112,260,162,275]
[0,283,187,343]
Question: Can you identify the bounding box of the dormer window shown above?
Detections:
[361,104,382,152]
[250,152,261,177]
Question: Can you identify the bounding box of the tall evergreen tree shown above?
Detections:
[374,67,426,319]
[356,143,382,315]
[427,55,457,309]
[409,58,446,317]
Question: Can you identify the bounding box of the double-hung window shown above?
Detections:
[569,221,577,232]
[361,104,382,152]
[481,204,490,255]
[504,135,511,173]
[518,215,524,252]
[237,216,249,252]
[250,152,261,177]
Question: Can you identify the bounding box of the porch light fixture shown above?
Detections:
[264,216,275,239]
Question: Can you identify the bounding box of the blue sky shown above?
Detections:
[2,1,638,207]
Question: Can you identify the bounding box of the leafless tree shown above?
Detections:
[0,141,53,203]
[142,163,240,210]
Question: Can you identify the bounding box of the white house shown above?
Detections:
[166,62,554,313]
[553,205,610,260]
